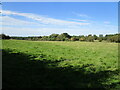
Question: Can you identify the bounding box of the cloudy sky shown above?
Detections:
[0,2,118,36]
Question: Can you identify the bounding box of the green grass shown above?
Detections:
[2,40,120,89]
[0,40,2,49]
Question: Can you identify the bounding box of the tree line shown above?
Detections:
[0,33,120,43]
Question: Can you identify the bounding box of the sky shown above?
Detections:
[0,2,118,36]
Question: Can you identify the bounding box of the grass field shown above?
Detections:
[2,40,120,89]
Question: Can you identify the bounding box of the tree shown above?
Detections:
[49,34,59,38]
[79,37,86,41]
[56,33,71,41]
[0,34,10,39]
[93,35,98,40]
[87,36,94,42]
[41,36,49,41]
[88,34,92,37]
[49,34,59,41]
[86,34,94,42]
[98,34,103,42]
[79,35,86,41]
[71,37,77,41]
[61,33,71,39]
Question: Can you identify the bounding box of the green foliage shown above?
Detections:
[79,37,86,41]
[93,35,98,40]
[49,34,59,41]
[98,34,103,42]
[0,34,10,39]
[71,37,79,41]
[56,33,71,41]
[107,35,119,43]
[3,33,120,43]
[87,35,94,42]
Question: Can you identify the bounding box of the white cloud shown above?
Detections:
[70,19,88,22]
[1,10,117,36]
[72,12,91,18]
[1,26,91,36]
[0,16,41,26]
[78,14,90,18]
[2,10,90,26]
[1,24,118,36]
[0,10,92,36]
[104,21,111,24]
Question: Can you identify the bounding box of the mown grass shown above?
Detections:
[2,40,120,89]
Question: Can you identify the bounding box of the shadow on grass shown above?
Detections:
[2,49,119,89]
